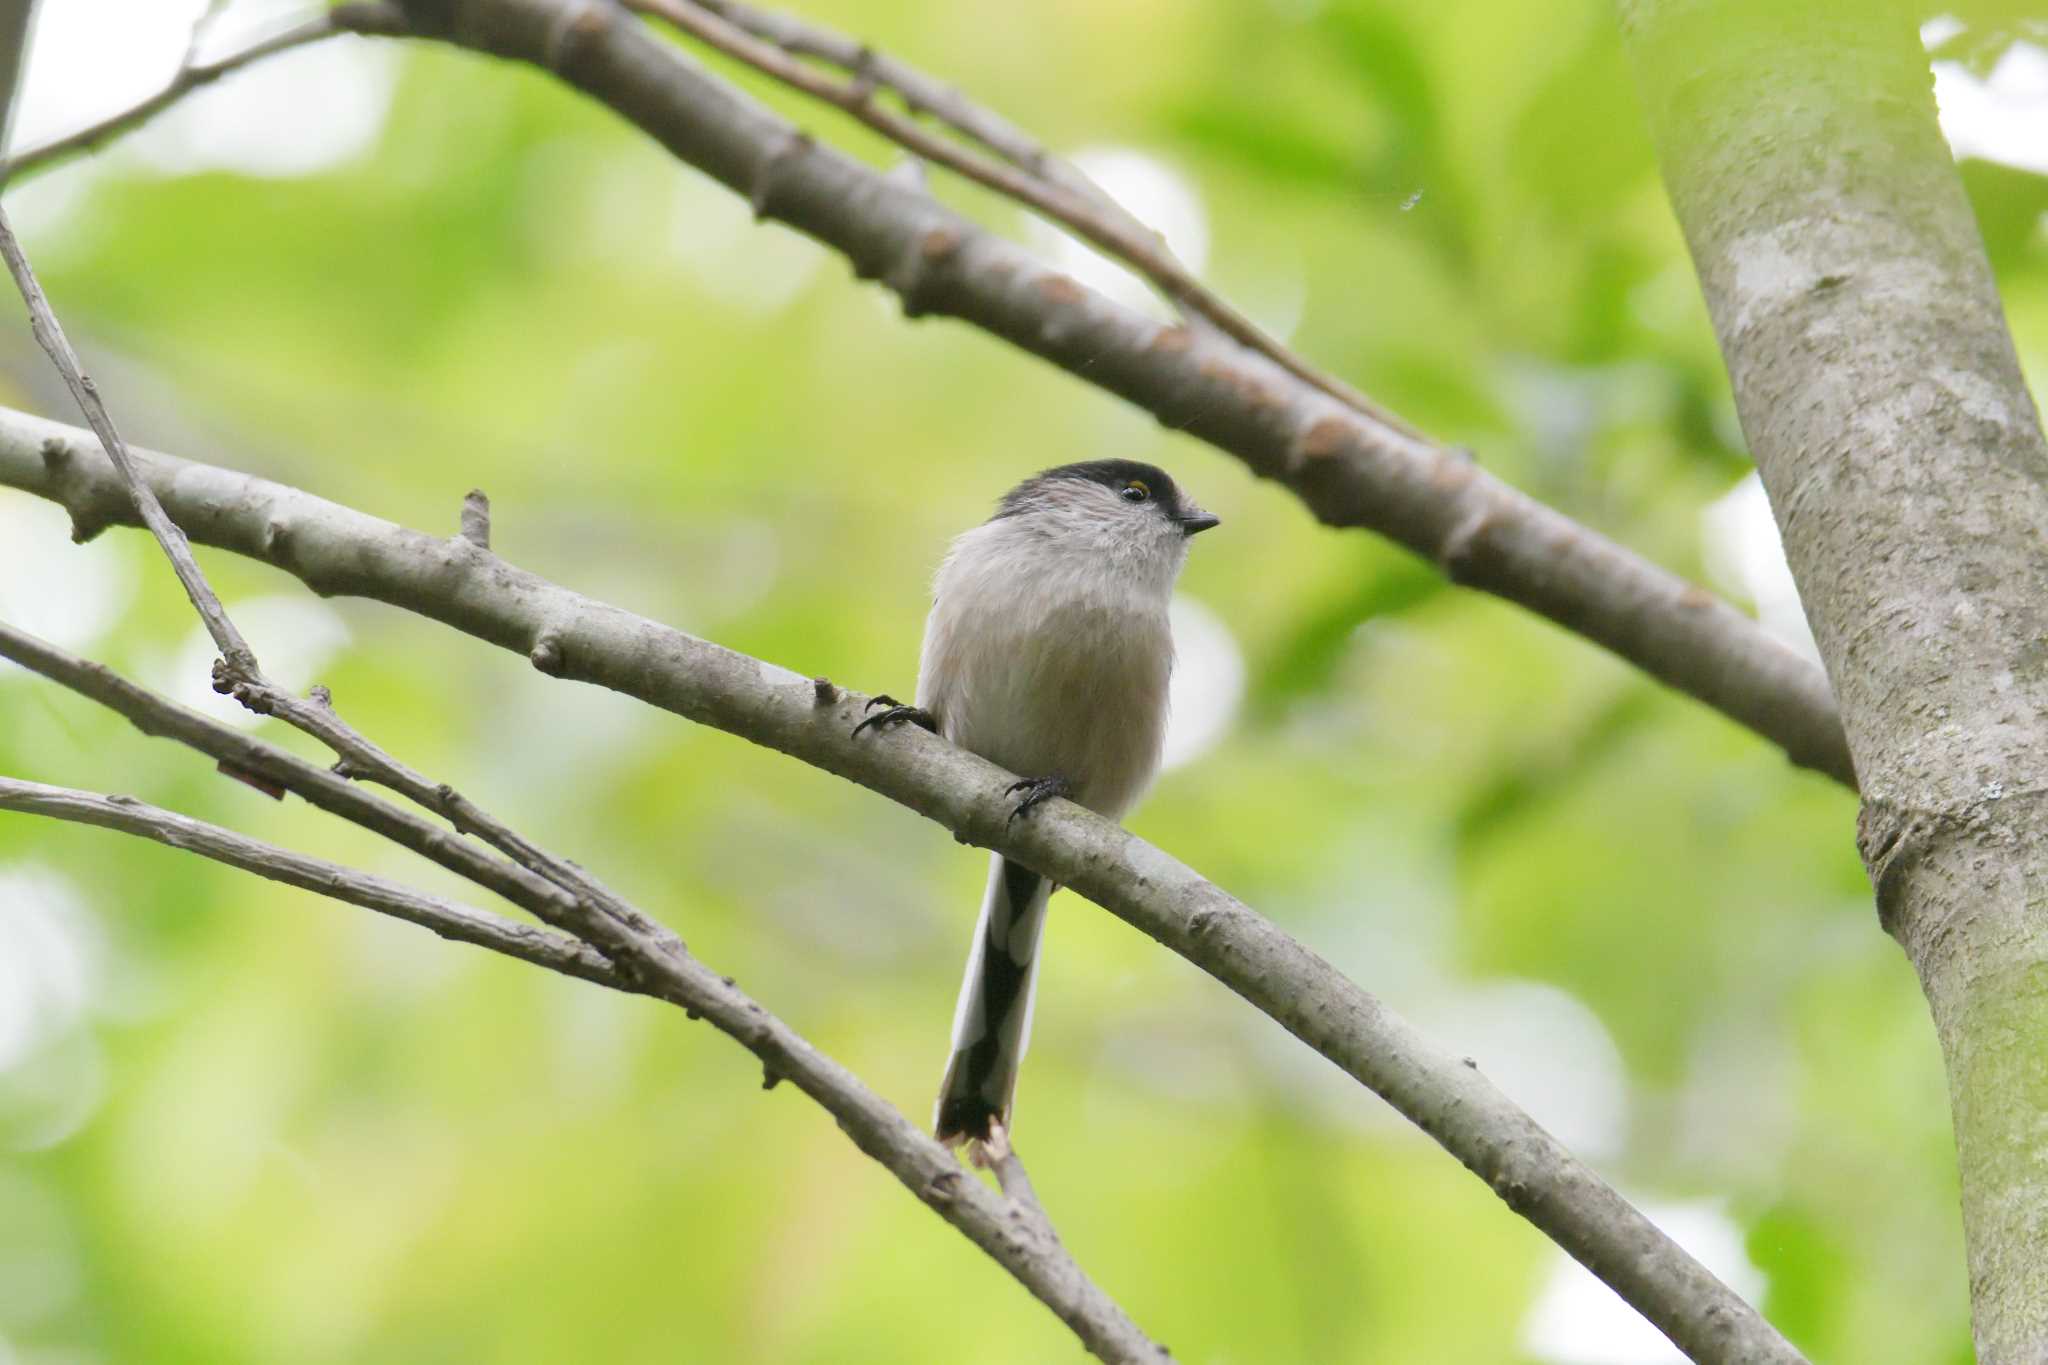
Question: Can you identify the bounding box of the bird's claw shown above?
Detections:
[1006,774,1071,824]
[853,695,937,739]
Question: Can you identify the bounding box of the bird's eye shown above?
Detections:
[1121,481,1151,503]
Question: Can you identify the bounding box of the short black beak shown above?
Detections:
[1178,512,1221,536]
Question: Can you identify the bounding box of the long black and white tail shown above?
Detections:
[934,855,1053,1144]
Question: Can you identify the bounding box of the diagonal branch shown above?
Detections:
[624,0,1420,439]
[0,619,602,931]
[340,0,1853,788]
[0,412,1805,1363]
[0,208,258,673]
[0,627,1167,1364]
[693,0,1127,218]
[0,3,407,183]
[0,775,625,985]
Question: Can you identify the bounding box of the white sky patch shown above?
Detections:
[0,498,135,660]
[1925,23,2048,176]
[1162,593,1242,771]
[1523,1200,1766,1365]
[146,594,349,726]
[13,0,400,180]
[1701,472,1822,668]
[1027,147,1209,320]
[1413,979,1630,1161]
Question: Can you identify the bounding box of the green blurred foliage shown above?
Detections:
[2,0,2042,1360]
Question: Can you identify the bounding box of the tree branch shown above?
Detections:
[328,0,1852,789]
[0,412,1804,1363]
[693,0,1127,218]
[0,4,406,183]
[0,775,628,984]
[1622,0,2048,1353]
[623,0,1420,440]
[0,208,259,674]
[0,626,1167,1364]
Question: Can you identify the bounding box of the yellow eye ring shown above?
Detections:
[1120,480,1151,503]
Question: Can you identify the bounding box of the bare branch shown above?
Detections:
[980,1121,1062,1252]
[0,776,625,984]
[0,625,1167,1364]
[0,209,259,674]
[694,0,1118,215]
[1,14,324,182]
[0,414,1805,1363]
[339,0,1852,787]
[626,0,1418,439]
[0,619,592,928]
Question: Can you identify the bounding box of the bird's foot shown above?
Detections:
[1006,773,1072,824]
[852,694,937,739]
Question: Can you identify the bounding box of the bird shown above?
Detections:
[854,459,1219,1146]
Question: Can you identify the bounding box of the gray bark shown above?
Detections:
[1621,1,2048,1356]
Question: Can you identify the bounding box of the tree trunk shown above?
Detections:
[1622,0,2048,1356]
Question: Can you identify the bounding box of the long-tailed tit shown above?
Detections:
[856,460,1219,1144]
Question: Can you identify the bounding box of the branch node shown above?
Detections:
[541,0,611,73]
[848,44,879,101]
[761,1066,783,1090]
[260,515,293,561]
[459,488,492,549]
[1294,414,1352,466]
[529,628,567,675]
[66,509,109,545]
[1438,508,1497,580]
[38,435,70,469]
[811,675,839,704]
[882,155,929,196]
[216,759,287,801]
[749,129,813,223]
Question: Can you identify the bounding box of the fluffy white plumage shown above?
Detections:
[911,461,1215,1143]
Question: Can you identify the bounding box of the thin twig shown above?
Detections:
[460,488,491,548]
[625,0,1422,440]
[0,208,259,674]
[0,620,591,929]
[694,0,1159,239]
[0,413,1806,1364]
[980,1121,1062,1250]
[0,13,342,183]
[0,776,625,984]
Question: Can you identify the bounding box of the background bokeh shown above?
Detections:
[1,0,2043,1360]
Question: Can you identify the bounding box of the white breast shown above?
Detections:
[915,519,1175,820]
